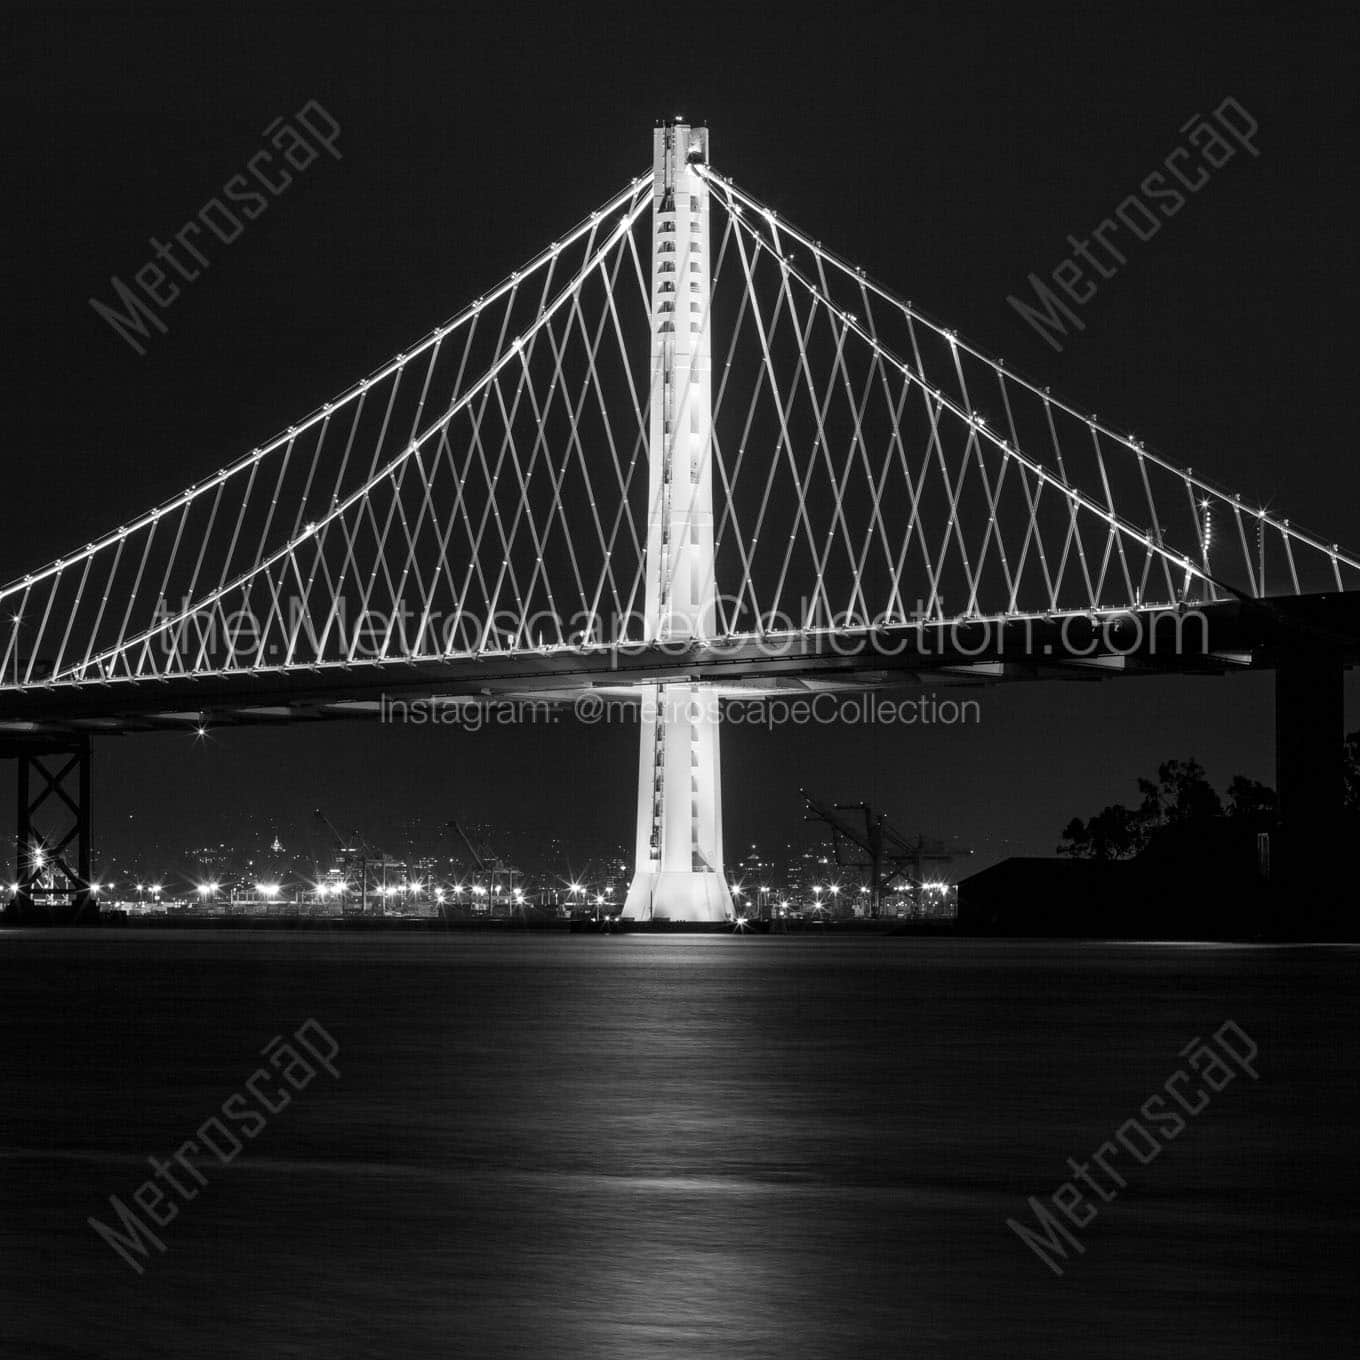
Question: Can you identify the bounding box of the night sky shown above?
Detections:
[3,1,1358,874]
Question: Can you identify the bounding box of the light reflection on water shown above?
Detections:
[1,932,1356,1358]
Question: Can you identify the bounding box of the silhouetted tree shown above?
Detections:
[1136,759,1222,826]
[1058,804,1145,860]
[1062,738,1360,857]
[1226,775,1277,824]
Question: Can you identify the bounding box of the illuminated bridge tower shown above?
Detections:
[623,122,733,924]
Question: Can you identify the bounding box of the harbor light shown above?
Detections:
[256,882,279,899]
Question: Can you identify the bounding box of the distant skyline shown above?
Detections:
[3,3,1357,873]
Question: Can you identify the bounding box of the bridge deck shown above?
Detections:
[1,594,1356,746]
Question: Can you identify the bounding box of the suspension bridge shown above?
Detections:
[3,122,1357,921]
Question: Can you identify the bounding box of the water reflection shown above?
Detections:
[1,934,1356,1357]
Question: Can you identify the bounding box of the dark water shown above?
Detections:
[2,932,1358,1358]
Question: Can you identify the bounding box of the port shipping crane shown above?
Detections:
[446,820,521,910]
[801,790,970,919]
[313,809,401,914]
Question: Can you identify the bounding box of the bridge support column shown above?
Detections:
[1274,648,1345,934]
[625,681,730,921]
[623,121,732,924]
[7,737,96,924]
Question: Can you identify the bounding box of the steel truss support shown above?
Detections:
[8,737,95,923]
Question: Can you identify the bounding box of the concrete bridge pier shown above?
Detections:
[1274,647,1346,934]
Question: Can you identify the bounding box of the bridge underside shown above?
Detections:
[1,594,1356,740]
